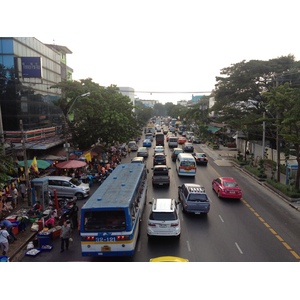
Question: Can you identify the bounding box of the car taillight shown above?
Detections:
[171,223,179,227]
[148,222,156,227]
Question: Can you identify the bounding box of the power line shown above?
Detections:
[119,90,212,94]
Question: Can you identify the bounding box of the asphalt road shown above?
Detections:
[21,135,300,262]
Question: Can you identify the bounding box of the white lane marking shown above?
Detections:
[219,215,224,222]
[235,242,243,254]
[187,240,191,252]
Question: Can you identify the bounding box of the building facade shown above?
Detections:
[0,37,73,155]
[137,99,159,108]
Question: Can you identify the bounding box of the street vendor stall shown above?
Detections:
[55,160,87,169]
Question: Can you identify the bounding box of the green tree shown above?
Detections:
[153,103,167,117]
[52,79,140,150]
[264,83,300,189]
[0,145,16,187]
[212,55,299,159]
[134,100,153,125]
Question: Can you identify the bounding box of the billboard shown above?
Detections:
[21,57,42,78]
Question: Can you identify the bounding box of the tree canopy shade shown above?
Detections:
[212,55,298,122]
[264,83,300,189]
[51,79,141,150]
[212,55,300,189]
[0,145,16,187]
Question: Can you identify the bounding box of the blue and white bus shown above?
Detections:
[80,163,147,257]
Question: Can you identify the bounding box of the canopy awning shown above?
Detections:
[207,126,221,133]
[17,160,51,169]
[55,160,87,169]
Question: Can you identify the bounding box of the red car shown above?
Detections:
[178,137,186,144]
[212,177,242,199]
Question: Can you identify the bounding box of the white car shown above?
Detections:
[147,198,181,238]
[154,145,164,154]
[137,147,148,158]
[128,140,138,151]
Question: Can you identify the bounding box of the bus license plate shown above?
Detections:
[101,246,111,252]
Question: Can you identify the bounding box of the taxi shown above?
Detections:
[150,256,189,262]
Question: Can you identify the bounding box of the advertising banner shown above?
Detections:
[21,57,42,78]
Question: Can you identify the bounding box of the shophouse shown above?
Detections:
[0,37,73,158]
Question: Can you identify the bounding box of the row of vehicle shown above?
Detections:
[147,183,211,239]
[137,127,243,240]
[147,177,243,239]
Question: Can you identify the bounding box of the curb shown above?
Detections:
[232,161,300,211]
[10,232,37,262]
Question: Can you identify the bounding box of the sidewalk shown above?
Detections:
[1,200,37,262]
[206,144,300,209]
[204,144,288,185]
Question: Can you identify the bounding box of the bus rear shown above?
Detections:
[80,207,139,257]
[80,163,147,257]
[155,133,164,146]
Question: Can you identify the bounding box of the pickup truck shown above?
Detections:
[151,165,170,187]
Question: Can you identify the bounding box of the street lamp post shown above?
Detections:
[262,111,266,159]
[20,120,32,206]
[64,92,90,160]
[247,100,266,159]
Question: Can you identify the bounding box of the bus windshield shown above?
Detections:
[83,210,126,231]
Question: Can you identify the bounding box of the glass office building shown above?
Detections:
[0,37,73,151]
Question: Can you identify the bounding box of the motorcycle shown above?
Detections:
[58,197,79,229]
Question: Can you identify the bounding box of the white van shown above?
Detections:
[176,153,196,177]
[128,140,138,151]
[168,137,178,148]
[46,176,90,200]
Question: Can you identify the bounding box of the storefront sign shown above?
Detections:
[21,57,42,78]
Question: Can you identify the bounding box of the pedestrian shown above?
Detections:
[128,146,131,157]
[44,216,55,229]
[60,220,72,252]
[12,185,19,208]
[17,215,29,233]
[0,225,10,256]
[9,184,18,208]
[0,219,17,242]
[19,182,26,201]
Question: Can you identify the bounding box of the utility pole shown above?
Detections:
[20,120,32,206]
[63,116,70,161]
[64,92,90,160]
[0,103,5,154]
[276,112,281,183]
[274,76,281,183]
[262,112,265,159]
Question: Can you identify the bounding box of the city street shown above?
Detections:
[21,137,300,262]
